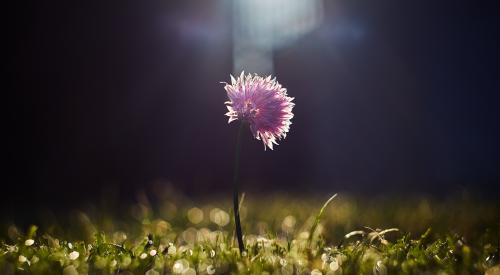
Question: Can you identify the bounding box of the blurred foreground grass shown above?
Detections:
[1,190,499,274]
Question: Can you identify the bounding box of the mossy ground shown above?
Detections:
[1,192,499,274]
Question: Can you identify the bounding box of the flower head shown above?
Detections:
[223,72,294,150]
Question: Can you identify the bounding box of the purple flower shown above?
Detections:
[223,72,295,150]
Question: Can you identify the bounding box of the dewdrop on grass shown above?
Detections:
[173,259,189,274]
[31,256,39,264]
[68,251,79,260]
[330,258,339,271]
[206,265,216,275]
[321,253,329,262]
[373,260,387,275]
[18,255,27,263]
[168,245,177,255]
[280,258,287,266]
[24,239,34,246]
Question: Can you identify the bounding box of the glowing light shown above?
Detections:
[281,215,297,232]
[173,259,189,274]
[209,208,230,227]
[233,0,323,74]
[187,207,204,224]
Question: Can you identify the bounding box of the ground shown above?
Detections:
[1,192,499,274]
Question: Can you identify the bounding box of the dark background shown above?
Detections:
[5,0,500,217]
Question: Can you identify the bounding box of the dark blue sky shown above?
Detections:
[5,0,500,211]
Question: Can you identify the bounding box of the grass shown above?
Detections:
[1,190,499,274]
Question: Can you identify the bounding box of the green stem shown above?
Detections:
[233,122,245,254]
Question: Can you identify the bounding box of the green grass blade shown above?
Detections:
[308,193,338,246]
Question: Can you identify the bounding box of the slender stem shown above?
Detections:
[233,122,245,254]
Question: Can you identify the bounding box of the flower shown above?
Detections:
[223,72,294,150]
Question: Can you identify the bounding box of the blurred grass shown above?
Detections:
[1,188,499,274]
